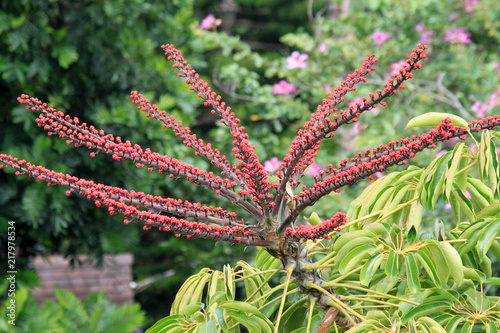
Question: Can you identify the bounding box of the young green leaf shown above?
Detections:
[415,251,442,287]
[305,211,322,225]
[401,299,453,323]
[339,243,377,275]
[405,112,468,129]
[476,219,500,260]
[405,254,421,293]
[385,250,399,277]
[438,242,464,286]
[360,253,384,286]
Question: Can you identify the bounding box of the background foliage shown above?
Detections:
[1,0,500,330]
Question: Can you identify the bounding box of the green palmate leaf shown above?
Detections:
[380,183,413,224]
[438,241,464,286]
[207,271,226,307]
[360,253,384,286]
[197,321,217,333]
[224,310,264,333]
[450,187,462,224]
[484,277,500,285]
[370,185,398,216]
[488,138,500,199]
[451,185,476,222]
[339,243,377,275]
[461,322,473,333]
[418,317,447,333]
[476,219,500,260]
[146,315,184,333]
[180,304,203,318]
[478,132,500,199]
[213,308,228,333]
[464,288,490,312]
[394,166,424,184]
[406,112,469,129]
[376,276,401,294]
[417,153,449,210]
[405,254,421,293]
[486,322,499,333]
[224,265,235,301]
[480,254,493,277]
[305,211,321,225]
[415,251,442,287]
[251,315,273,333]
[458,220,487,256]
[281,301,307,331]
[334,236,375,267]
[219,301,262,317]
[456,150,469,191]
[467,179,491,211]
[463,267,486,283]
[407,198,424,231]
[333,231,377,252]
[241,267,270,307]
[476,203,500,220]
[467,170,495,203]
[365,223,390,238]
[490,240,500,260]
[444,143,465,200]
[342,319,379,332]
[365,310,391,327]
[347,172,399,221]
[171,268,211,315]
[421,242,450,285]
[255,248,281,279]
[407,225,417,244]
[385,250,400,277]
[444,315,462,332]
[401,299,453,323]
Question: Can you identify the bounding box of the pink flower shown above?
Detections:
[435,150,448,158]
[415,24,425,32]
[370,31,391,47]
[286,51,308,70]
[264,157,283,173]
[414,24,434,44]
[200,14,221,30]
[306,163,323,176]
[444,27,471,44]
[463,0,479,13]
[471,101,488,117]
[319,43,326,53]
[420,30,435,44]
[273,80,297,95]
[488,89,500,107]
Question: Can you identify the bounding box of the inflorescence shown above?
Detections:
[2,43,500,250]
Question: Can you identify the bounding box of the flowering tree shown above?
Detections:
[2,38,500,331]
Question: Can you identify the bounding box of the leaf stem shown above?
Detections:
[274,266,293,332]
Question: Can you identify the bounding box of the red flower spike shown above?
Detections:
[161,45,273,216]
[5,43,500,249]
[273,45,428,223]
